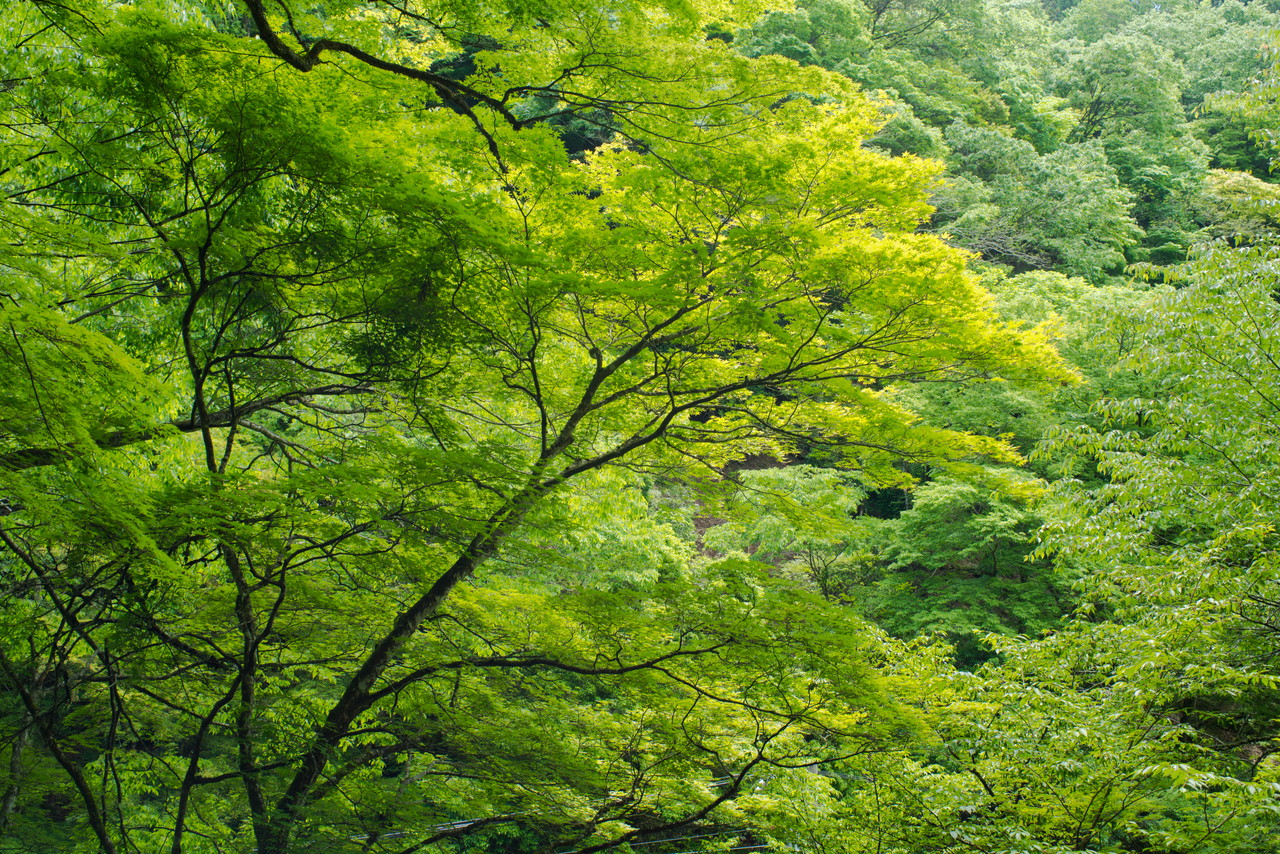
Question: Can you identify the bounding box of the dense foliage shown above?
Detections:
[2,1,1279,853]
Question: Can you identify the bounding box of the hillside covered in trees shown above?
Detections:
[2,0,1280,852]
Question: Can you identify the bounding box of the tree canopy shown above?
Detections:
[0,1,1074,852]
[5,0,1280,853]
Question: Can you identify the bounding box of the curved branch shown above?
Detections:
[365,642,734,705]
[0,384,375,471]
[240,0,520,167]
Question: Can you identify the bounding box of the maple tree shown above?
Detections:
[0,1,1068,852]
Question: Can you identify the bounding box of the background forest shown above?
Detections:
[3,0,1280,852]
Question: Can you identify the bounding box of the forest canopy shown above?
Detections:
[2,1,1279,853]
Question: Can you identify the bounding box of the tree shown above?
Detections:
[919,193,1280,854]
[737,241,1280,845]
[0,1,1068,852]
[701,464,877,601]
[931,125,1141,279]
[881,240,1280,852]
